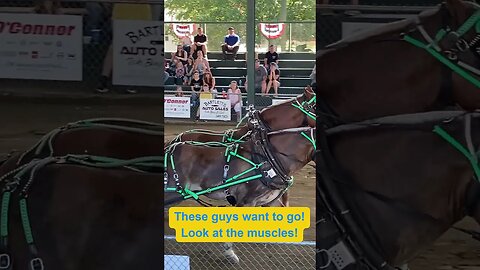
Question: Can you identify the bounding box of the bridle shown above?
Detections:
[403,2,480,88]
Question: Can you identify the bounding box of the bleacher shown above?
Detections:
[165,51,315,96]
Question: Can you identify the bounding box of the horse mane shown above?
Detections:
[316,5,442,58]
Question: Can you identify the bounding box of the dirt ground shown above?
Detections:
[0,99,479,269]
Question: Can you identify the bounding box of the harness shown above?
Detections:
[316,111,480,270]
[403,3,480,89]
[163,115,316,207]
[0,155,162,270]
[169,91,317,146]
[17,118,163,166]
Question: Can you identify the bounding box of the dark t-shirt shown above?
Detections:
[265,51,279,65]
[190,77,204,92]
[194,34,207,44]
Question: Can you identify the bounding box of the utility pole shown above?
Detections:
[246,0,255,107]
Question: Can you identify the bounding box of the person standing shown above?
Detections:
[221,27,240,60]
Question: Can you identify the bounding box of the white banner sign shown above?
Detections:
[0,13,82,81]
[342,22,387,39]
[200,98,231,121]
[113,20,163,87]
[164,96,190,118]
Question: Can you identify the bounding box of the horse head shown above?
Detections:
[438,0,480,110]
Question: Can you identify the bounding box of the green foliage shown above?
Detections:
[165,0,315,51]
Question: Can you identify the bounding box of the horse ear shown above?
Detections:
[445,0,468,22]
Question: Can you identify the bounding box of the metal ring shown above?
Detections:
[316,249,332,269]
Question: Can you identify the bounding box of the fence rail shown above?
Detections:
[164,235,316,270]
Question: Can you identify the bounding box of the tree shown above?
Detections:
[165,0,315,52]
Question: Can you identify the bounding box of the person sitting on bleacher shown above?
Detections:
[203,72,217,93]
[264,45,279,72]
[265,62,281,97]
[172,44,188,66]
[192,27,208,59]
[244,59,267,94]
[181,32,193,57]
[228,80,243,122]
[174,60,185,97]
[184,57,195,86]
[221,27,240,60]
[193,51,210,80]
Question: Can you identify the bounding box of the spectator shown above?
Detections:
[172,44,188,66]
[192,27,208,59]
[245,59,267,94]
[193,51,210,80]
[264,45,279,71]
[200,84,214,100]
[181,32,193,57]
[34,0,62,14]
[183,57,194,85]
[174,61,185,97]
[265,62,280,97]
[203,72,216,92]
[190,71,203,119]
[228,80,243,122]
[221,27,240,60]
[95,2,152,94]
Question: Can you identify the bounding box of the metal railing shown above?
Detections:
[164,235,316,270]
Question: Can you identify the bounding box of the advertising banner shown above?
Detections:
[199,98,231,121]
[164,96,191,118]
[0,13,82,81]
[113,20,164,86]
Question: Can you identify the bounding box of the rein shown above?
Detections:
[0,155,162,270]
[18,118,164,166]
[403,4,480,88]
[163,121,316,207]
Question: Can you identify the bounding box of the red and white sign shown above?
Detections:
[164,96,191,118]
[0,13,82,81]
[171,23,196,38]
[259,23,286,39]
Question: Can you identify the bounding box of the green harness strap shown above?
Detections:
[403,35,480,88]
[434,125,480,180]
[403,9,480,89]
[19,199,34,245]
[1,192,10,239]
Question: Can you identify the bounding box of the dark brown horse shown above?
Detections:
[0,156,163,270]
[317,0,480,124]
[0,119,163,178]
[316,111,480,269]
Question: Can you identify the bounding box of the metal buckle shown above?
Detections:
[0,254,10,269]
[327,241,356,270]
[316,249,332,269]
[457,38,470,52]
[30,258,44,270]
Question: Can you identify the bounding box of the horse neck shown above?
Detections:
[259,100,305,130]
[317,10,445,123]
[269,132,314,175]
